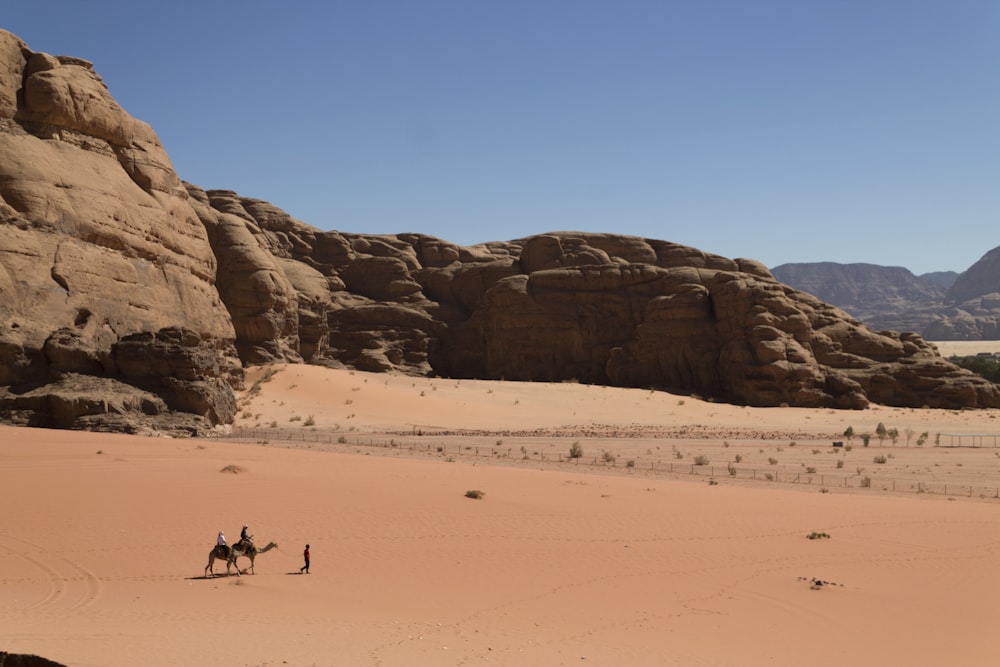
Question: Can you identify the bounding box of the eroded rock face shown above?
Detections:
[1,28,998,432]
[0,31,241,434]
[197,189,1000,408]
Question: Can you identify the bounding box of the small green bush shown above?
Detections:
[465,489,485,499]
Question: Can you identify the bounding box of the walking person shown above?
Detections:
[300,544,310,574]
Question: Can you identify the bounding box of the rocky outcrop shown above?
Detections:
[0,652,68,667]
[1,28,998,432]
[0,31,241,434]
[199,201,1000,408]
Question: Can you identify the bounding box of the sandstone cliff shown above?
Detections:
[1,29,998,433]
[0,31,240,434]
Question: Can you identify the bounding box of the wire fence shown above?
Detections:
[205,427,1000,501]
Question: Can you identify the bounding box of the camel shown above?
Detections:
[204,540,278,577]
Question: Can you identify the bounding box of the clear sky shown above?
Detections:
[5,1,998,274]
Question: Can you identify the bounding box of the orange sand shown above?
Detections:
[3,363,1000,666]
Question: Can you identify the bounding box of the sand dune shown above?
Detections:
[3,364,1000,666]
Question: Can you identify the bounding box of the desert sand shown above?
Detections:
[3,362,1000,666]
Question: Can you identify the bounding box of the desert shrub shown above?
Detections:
[568,441,584,459]
[693,455,710,466]
[836,459,845,469]
[806,532,831,540]
[873,455,887,464]
[626,459,636,469]
[768,457,778,466]
[843,425,855,441]
[734,453,743,463]
[338,436,348,444]
[949,355,1000,382]
[727,463,737,476]
[289,415,302,422]
[602,451,616,464]
[860,477,872,488]
[303,415,315,426]
[806,467,817,474]
[465,489,485,499]
[917,431,928,446]
[220,464,245,474]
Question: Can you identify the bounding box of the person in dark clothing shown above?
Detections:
[300,544,310,574]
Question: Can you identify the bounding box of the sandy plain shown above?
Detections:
[3,355,1000,667]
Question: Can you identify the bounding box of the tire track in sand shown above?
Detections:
[0,533,103,617]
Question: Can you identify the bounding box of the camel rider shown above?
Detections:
[217,530,229,557]
[239,524,253,549]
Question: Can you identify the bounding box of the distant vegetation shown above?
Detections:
[949,355,1000,383]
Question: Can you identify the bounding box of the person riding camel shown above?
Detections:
[237,524,253,551]
[217,530,229,557]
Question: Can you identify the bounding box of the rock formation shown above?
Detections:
[0,31,241,434]
[0,652,68,667]
[1,28,998,433]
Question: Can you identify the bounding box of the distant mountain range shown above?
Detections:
[772,246,1000,341]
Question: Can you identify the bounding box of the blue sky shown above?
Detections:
[5,1,998,274]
